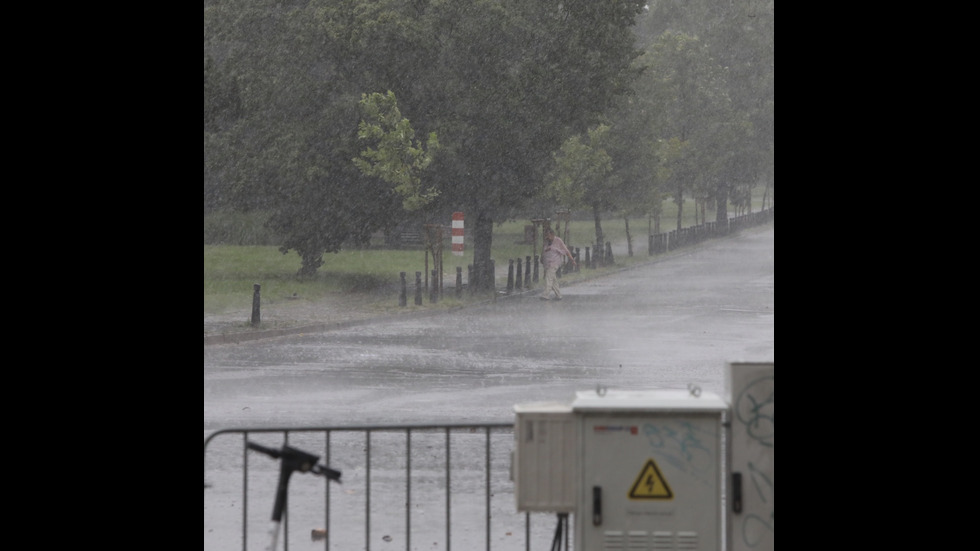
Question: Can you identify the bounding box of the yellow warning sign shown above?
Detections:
[628,458,673,499]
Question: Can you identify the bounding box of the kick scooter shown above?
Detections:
[246,441,342,551]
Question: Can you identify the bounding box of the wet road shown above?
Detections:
[204,226,773,430]
[204,225,773,551]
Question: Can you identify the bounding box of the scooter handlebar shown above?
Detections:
[312,463,342,482]
[246,441,342,483]
[246,441,282,458]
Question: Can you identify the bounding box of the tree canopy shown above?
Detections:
[204,0,774,280]
[354,91,441,215]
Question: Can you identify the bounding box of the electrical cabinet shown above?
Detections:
[514,388,727,550]
[514,363,774,551]
[573,389,727,551]
[513,402,578,512]
[725,362,774,551]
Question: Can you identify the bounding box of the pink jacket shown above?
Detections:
[542,235,574,269]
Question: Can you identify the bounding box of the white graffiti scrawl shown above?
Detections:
[729,363,773,551]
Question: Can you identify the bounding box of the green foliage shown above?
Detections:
[203,55,242,134]
[547,124,613,208]
[204,0,772,279]
[203,210,279,245]
[354,91,441,214]
[636,31,735,229]
[636,0,774,216]
[546,124,617,247]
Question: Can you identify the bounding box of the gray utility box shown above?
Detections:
[725,362,774,551]
[513,362,774,551]
[512,402,578,512]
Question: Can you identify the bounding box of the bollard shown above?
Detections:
[507,259,515,293]
[606,241,614,265]
[430,269,439,303]
[524,256,532,287]
[399,272,407,307]
[491,259,497,300]
[456,266,462,299]
[533,255,539,283]
[574,248,580,272]
[468,265,474,294]
[415,271,422,305]
[515,258,523,290]
[585,247,591,269]
[251,283,261,326]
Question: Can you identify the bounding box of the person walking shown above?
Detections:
[540,227,576,300]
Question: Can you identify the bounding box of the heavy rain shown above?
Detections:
[205,1,773,550]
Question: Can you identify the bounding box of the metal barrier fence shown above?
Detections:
[649,207,774,255]
[204,423,568,551]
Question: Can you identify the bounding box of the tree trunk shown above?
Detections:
[592,202,604,264]
[298,251,323,278]
[424,232,430,292]
[675,194,683,232]
[715,185,729,225]
[624,215,633,257]
[471,213,495,292]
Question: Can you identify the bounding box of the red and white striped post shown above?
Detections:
[451,212,464,256]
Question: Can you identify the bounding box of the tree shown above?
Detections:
[354,90,441,288]
[640,31,733,230]
[205,0,649,283]
[265,95,405,277]
[546,124,613,262]
[602,88,664,256]
[657,137,696,231]
[205,1,412,275]
[354,91,441,214]
[411,0,648,289]
[635,0,774,221]
[203,55,242,134]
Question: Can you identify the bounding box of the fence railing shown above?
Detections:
[204,423,568,551]
[649,207,774,255]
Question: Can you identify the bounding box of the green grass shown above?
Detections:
[204,246,428,313]
[203,222,650,315]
